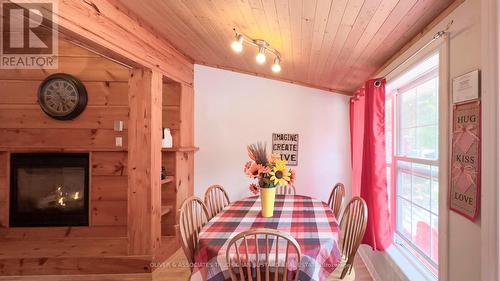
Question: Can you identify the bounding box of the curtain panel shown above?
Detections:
[350,78,393,251]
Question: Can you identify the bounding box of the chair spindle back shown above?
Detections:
[204,184,231,219]
[178,196,210,268]
[338,196,368,279]
[328,183,345,218]
[276,185,296,196]
[226,228,302,281]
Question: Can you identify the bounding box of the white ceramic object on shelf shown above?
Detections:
[162,128,173,148]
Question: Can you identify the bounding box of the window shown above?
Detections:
[386,53,440,277]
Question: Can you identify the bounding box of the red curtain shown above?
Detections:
[350,78,393,251]
[349,89,365,197]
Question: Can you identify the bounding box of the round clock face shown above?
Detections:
[38,74,87,120]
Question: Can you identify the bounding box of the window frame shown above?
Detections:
[389,62,440,275]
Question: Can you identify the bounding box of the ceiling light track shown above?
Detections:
[231,28,282,73]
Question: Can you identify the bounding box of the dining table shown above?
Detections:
[190,194,342,281]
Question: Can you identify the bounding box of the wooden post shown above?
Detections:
[127,68,162,255]
[179,83,194,147]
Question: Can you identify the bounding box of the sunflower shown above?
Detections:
[269,165,291,186]
[274,159,288,168]
[268,153,281,163]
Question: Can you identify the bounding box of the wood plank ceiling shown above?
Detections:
[116,0,456,94]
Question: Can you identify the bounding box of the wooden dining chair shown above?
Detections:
[328,183,345,219]
[204,184,231,220]
[226,228,302,281]
[327,197,368,280]
[276,185,296,195]
[178,196,210,269]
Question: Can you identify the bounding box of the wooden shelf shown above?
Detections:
[161,176,174,185]
[161,205,173,216]
[161,146,199,152]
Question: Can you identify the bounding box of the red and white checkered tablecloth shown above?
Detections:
[190,195,341,281]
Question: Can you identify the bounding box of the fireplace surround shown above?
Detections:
[9,153,89,227]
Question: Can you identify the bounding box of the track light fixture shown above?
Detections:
[231,34,244,53]
[272,57,281,73]
[231,28,282,73]
[256,45,267,64]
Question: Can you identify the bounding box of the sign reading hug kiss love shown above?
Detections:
[450,101,481,221]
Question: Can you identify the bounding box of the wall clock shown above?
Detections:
[38,73,88,120]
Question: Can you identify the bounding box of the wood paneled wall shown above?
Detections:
[0,39,130,234]
[0,1,195,275]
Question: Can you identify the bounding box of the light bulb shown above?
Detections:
[256,46,266,64]
[231,34,243,53]
[272,57,281,73]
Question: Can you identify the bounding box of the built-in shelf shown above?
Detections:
[161,205,173,216]
[161,176,174,185]
[161,147,199,152]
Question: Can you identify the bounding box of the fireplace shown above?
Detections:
[10,153,89,227]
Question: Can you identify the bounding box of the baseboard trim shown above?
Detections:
[358,247,382,281]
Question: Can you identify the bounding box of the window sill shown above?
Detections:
[385,243,437,281]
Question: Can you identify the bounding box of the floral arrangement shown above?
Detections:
[244,142,296,195]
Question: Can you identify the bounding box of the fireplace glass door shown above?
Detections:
[10,153,89,227]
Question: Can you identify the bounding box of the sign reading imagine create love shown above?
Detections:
[450,100,481,221]
[272,133,299,166]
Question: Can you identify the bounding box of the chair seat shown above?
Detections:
[326,257,356,281]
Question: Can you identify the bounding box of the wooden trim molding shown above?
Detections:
[480,0,500,280]
[438,35,450,281]
[10,0,194,85]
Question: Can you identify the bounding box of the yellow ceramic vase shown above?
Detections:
[260,187,276,217]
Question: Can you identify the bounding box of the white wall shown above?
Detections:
[194,65,351,204]
[359,1,483,281]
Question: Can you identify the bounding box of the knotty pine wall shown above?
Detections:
[0,38,178,237]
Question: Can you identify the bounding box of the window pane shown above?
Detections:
[412,163,431,210]
[400,88,417,129]
[412,204,431,256]
[397,75,438,161]
[397,198,412,239]
[399,128,416,157]
[416,78,438,126]
[416,125,438,160]
[397,161,412,200]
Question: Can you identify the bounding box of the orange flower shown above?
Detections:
[258,165,270,174]
[249,183,260,195]
[289,169,297,185]
[246,163,264,178]
[244,161,253,173]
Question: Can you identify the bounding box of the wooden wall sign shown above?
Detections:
[272,133,299,166]
[450,100,481,221]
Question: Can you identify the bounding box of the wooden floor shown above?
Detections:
[157,250,374,281]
